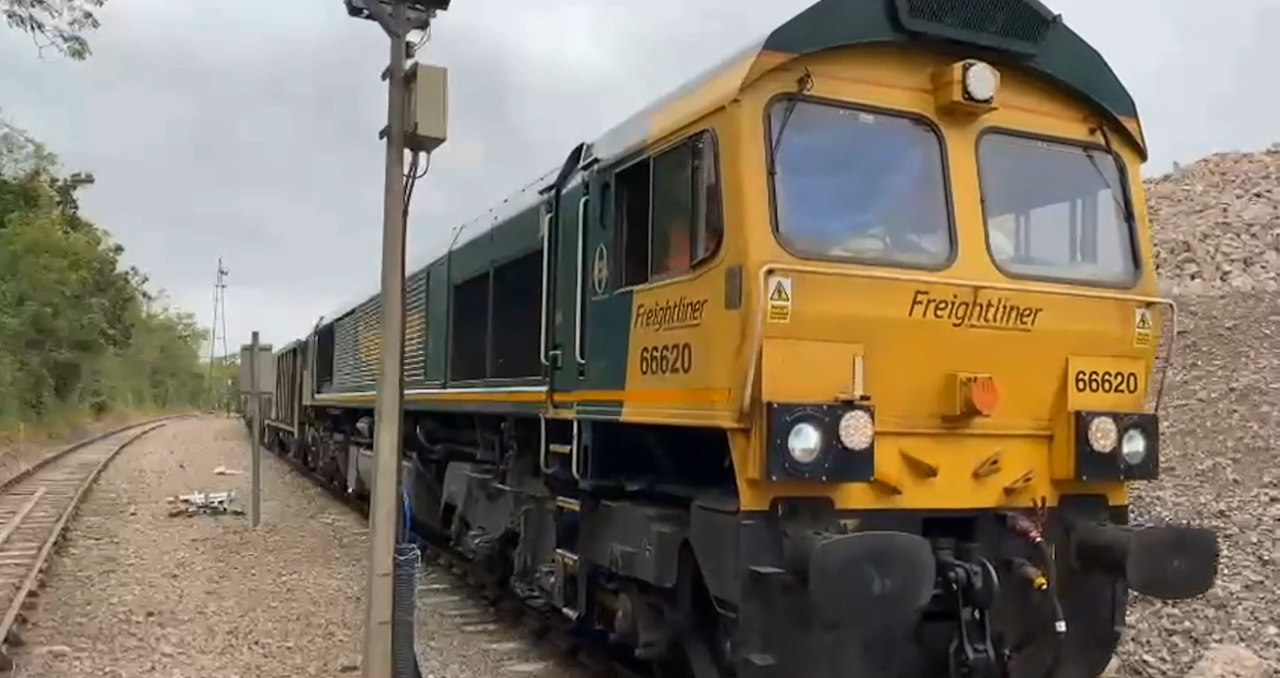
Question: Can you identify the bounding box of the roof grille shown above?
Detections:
[893,0,1061,56]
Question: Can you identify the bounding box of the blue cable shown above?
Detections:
[398,485,413,544]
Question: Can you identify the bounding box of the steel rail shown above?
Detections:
[0,414,193,669]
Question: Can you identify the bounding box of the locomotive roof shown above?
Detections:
[319,0,1142,327]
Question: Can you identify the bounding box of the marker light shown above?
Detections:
[838,410,875,451]
[1087,416,1119,453]
[962,60,999,103]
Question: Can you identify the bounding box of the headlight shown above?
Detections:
[787,422,823,464]
[962,60,999,103]
[1087,416,1119,453]
[1120,428,1148,465]
[838,410,874,451]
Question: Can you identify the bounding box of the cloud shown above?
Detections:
[0,0,1275,351]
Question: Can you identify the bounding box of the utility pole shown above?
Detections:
[210,259,230,411]
[248,331,262,529]
[238,333,270,527]
[340,2,449,677]
[369,7,409,677]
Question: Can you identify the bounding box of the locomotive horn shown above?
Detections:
[551,142,587,192]
[1070,521,1219,600]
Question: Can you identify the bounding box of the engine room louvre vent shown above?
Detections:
[892,0,1061,56]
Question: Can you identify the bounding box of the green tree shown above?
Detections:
[2,0,106,60]
[0,117,213,434]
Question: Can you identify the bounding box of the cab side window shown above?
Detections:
[614,131,722,287]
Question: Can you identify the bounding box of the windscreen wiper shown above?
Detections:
[1089,123,1136,226]
[766,69,814,177]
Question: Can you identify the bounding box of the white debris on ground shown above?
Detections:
[1113,147,1280,678]
[9,416,367,678]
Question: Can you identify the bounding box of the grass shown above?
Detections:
[0,406,195,448]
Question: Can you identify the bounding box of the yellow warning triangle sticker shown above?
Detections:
[769,281,790,303]
[1135,310,1152,330]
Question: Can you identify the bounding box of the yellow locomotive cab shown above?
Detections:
[739,47,1169,513]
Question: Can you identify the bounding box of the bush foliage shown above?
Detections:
[0,119,219,434]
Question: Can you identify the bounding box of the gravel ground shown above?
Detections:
[1117,294,1280,678]
[10,416,367,678]
[9,415,589,678]
[1113,148,1280,678]
[412,568,581,678]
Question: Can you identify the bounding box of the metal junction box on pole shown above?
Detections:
[238,342,275,398]
[406,63,449,154]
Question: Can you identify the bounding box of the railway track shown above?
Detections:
[0,415,189,670]
[261,435,652,678]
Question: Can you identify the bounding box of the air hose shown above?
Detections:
[393,484,425,678]
[1003,513,1066,678]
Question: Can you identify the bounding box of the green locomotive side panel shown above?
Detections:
[487,206,541,264]
[401,398,548,415]
[404,268,428,387]
[331,300,379,393]
[440,198,546,387]
[329,269,429,394]
[564,172,630,418]
[447,229,493,287]
[424,260,448,384]
[546,182,582,397]
[545,179,630,407]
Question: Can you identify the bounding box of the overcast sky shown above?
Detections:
[0,0,1275,354]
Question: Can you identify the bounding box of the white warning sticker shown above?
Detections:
[1133,308,1153,347]
[767,275,792,324]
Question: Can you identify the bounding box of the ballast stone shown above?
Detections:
[1148,147,1280,296]
[1184,644,1274,678]
[1113,142,1280,678]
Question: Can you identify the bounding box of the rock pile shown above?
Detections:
[1148,146,1280,296]
[1113,147,1280,678]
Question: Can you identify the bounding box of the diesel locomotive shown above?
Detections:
[256,1,1221,677]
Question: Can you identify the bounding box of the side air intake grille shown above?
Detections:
[893,0,1061,56]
